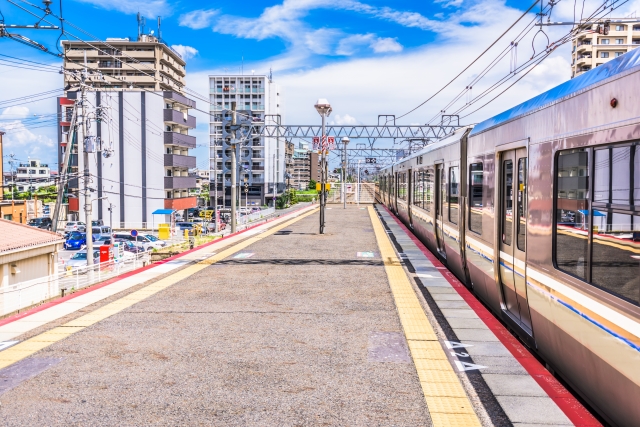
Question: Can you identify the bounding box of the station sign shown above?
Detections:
[312,136,336,150]
[365,158,377,164]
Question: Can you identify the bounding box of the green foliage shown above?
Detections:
[308,179,317,190]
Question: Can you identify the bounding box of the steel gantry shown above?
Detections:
[258,124,461,140]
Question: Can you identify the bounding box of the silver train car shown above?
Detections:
[379,49,640,426]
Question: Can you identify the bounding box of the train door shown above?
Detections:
[435,163,446,258]
[498,148,533,334]
[408,169,413,226]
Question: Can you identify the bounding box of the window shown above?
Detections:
[601,52,610,58]
[398,173,407,201]
[601,39,610,44]
[502,160,513,245]
[448,166,459,224]
[517,158,527,251]
[616,38,625,44]
[425,168,433,212]
[413,171,424,208]
[469,163,483,234]
[555,145,640,306]
[616,51,624,57]
[616,25,625,31]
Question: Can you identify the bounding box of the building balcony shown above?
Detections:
[164,196,197,210]
[163,109,196,128]
[164,176,197,189]
[164,154,196,168]
[164,131,196,148]
[163,91,196,109]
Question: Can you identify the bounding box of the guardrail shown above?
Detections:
[0,253,150,318]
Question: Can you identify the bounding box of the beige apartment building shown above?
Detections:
[572,19,640,78]
[62,35,185,93]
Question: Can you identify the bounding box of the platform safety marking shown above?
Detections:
[233,252,255,259]
[356,251,375,258]
[368,206,481,427]
[0,208,319,372]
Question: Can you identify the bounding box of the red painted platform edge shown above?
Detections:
[0,204,315,328]
[379,205,602,427]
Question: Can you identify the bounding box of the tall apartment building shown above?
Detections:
[291,146,320,190]
[572,19,640,78]
[58,34,197,227]
[208,75,284,207]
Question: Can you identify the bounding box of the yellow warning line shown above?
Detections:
[368,206,481,427]
[0,208,319,371]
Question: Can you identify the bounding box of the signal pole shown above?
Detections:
[80,57,94,270]
[230,102,237,234]
[342,137,349,209]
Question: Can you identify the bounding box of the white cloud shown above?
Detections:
[179,9,218,30]
[171,45,198,61]
[73,0,169,17]
[1,106,30,119]
[331,114,358,125]
[370,37,402,53]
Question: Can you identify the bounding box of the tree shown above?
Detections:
[308,179,317,190]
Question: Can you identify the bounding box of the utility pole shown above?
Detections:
[213,130,218,233]
[357,159,362,207]
[272,153,276,206]
[230,102,237,234]
[52,105,77,232]
[79,53,94,269]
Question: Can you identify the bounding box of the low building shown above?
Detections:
[285,141,294,189]
[0,200,27,223]
[0,219,64,316]
[13,159,52,192]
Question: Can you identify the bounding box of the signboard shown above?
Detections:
[312,136,336,150]
[365,158,377,164]
[130,229,138,237]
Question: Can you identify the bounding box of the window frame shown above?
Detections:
[553,143,640,306]
[448,166,459,225]
[468,162,483,235]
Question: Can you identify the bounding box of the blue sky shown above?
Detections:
[0,0,615,172]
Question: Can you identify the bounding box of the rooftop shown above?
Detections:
[0,219,64,254]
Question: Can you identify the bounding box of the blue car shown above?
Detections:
[64,232,96,250]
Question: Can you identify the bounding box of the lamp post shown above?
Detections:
[341,137,349,209]
[314,99,332,234]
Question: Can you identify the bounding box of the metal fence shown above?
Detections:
[0,253,150,318]
[325,183,377,204]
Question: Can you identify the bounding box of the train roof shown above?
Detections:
[469,46,640,136]
[381,126,472,172]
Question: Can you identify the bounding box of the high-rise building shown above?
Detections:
[291,144,320,190]
[58,34,198,227]
[572,20,640,78]
[208,75,284,207]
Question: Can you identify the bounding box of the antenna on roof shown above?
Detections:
[157,16,162,41]
[137,13,146,41]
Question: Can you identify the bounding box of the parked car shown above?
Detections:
[112,233,155,251]
[91,226,111,239]
[64,221,86,232]
[64,232,95,250]
[176,222,195,231]
[250,207,262,214]
[95,236,112,246]
[114,239,145,254]
[66,249,100,271]
[91,219,104,226]
[144,234,167,248]
[28,217,52,230]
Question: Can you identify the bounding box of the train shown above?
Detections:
[378,49,640,426]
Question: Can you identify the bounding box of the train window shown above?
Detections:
[555,149,589,281]
[425,168,433,212]
[595,146,634,204]
[635,148,640,203]
[413,171,423,208]
[469,163,483,234]
[502,160,513,245]
[448,167,459,224]
[517,158,527,251]
[398,173,407,201]
[594,149,610,202]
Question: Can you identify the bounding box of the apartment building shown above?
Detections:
[58,33,197,226]
[291,147,320,190]
[572,19,640,78]
[62,35,185,93]
[208,75,284,207]
[13,159,51,192]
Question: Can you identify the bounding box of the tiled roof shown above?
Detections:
[0,219,64,253]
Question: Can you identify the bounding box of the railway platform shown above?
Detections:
[0,204,601,426]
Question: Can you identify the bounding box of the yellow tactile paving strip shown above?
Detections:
[0,208,319,371]
[368,206,482,427]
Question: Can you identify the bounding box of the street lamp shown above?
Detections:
[341,137,349,210]
[314,98,332,234]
